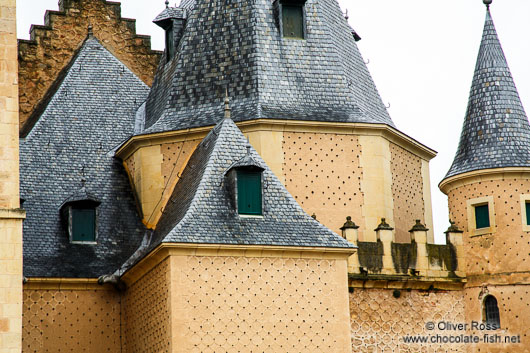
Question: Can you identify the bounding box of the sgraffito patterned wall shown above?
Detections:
[350,288,465,352]
[176,255,352,353]
[22,288,120,352]
[389,142,425,243]
[282,132,365,238]
[123,258,171,353]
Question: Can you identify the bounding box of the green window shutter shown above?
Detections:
[72,208,96,242]
[282,5,304,39]
[475,204,490,229]
[526,202,530,226]
[237,170,262,215]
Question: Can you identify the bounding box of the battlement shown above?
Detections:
[342,217,465,290]
[18,0,162,136]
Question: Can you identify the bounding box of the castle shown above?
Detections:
[0,0,528,352]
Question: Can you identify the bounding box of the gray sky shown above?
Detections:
[16,0,530,243]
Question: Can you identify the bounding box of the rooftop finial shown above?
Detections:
[165,0,169,8]
[344,9,349,21]
[87,25,93,38]
[483,0,492,9]
[224,87,231,120]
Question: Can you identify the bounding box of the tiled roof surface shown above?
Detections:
[141,0,394,134]
[150,117,354,250]
[153,7,186,24]
[20,37,149,278]
[444,9,530,179]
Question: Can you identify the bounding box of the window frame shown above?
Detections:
[483,295,501,329]
[67,205,98,245]
[520,194,530,231]
[466,196,495,237]
[235,169,264,217]
[278,0,307,40]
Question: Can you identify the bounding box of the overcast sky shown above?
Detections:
[16,0,530,243]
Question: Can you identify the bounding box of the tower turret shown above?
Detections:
[440,1,530,347]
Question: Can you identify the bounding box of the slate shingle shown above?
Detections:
[444,9,530,179]
[20,37,149,278]
[141,0,394,135]
[150,116,355,251]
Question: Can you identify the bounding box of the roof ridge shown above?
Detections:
[443,8,530,180]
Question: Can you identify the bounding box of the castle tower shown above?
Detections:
[0,0,25,351]
[440,1,530,349]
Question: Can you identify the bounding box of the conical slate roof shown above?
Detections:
[444,8,530,179]
[149,116,354,251]
[140,0,394,135]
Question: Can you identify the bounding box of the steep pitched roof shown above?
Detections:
[149,116,354,251]
[20,37,149,278]
[444,8,530,179]
[140,0,394,135]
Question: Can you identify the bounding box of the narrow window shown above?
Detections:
[282,4,304,39]
[484,295,500,328]
[525,201,530,225]
[165,24,175,62]
[475,204,490,229]
[72,207,96,242]
[237,170,262,215]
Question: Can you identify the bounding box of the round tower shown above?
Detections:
[439,1,530,349]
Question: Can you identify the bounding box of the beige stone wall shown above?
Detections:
[123,258,171,353]
[447,178,530,275]
[0,1,24,352]
[18,0,161,134]
[156,251,352,353]
[464,286,530,353]
[22,286,120,353]
[350,287,465,352]
[390,142,425,243]
[282,132,365,238]
[161,140,202,189]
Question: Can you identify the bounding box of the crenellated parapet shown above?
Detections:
[18,0,162,136]
[343,217,465,289]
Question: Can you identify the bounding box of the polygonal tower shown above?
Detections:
[439,1,530,349]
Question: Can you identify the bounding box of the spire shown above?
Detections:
[443,7,530,180]
[224,88,231,120]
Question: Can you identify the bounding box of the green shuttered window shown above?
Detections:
[526,202,530,225]
[282,5,304,39]
[475,204,490,229]
[72,208,96,242]
[237,170,262,215]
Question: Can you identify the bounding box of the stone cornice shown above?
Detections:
[439,167,530,194]
[116,120,437,162]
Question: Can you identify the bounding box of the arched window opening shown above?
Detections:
[484,295,500,329]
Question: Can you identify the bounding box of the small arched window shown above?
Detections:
[484,295,500,328]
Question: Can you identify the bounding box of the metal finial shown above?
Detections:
[224,87,231,120]
[344,9,349,20]
[246,144,251,156]
[165,0,169,8]
[87,25,93,37]
[483,0,492,8]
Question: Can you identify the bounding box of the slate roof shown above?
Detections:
[444,8,530,179]
[20,37,149,278]
[149,116,354,251]
[153,7,186,26]
[140,0,394,135]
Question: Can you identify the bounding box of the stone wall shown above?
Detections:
[123,258,171,353]
[0,1,24,352]
[22,285,121,353]
[282,132,365,238]
[18,0,161,135]
[350,287,466,352]
[390,142,425,243]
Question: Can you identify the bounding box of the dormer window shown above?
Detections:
[60,187,100,244]
[237,170,262,215]
[165,23,175,62]
[278,0,307,39]
[71,207,96,242]
[224,145,265,217]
